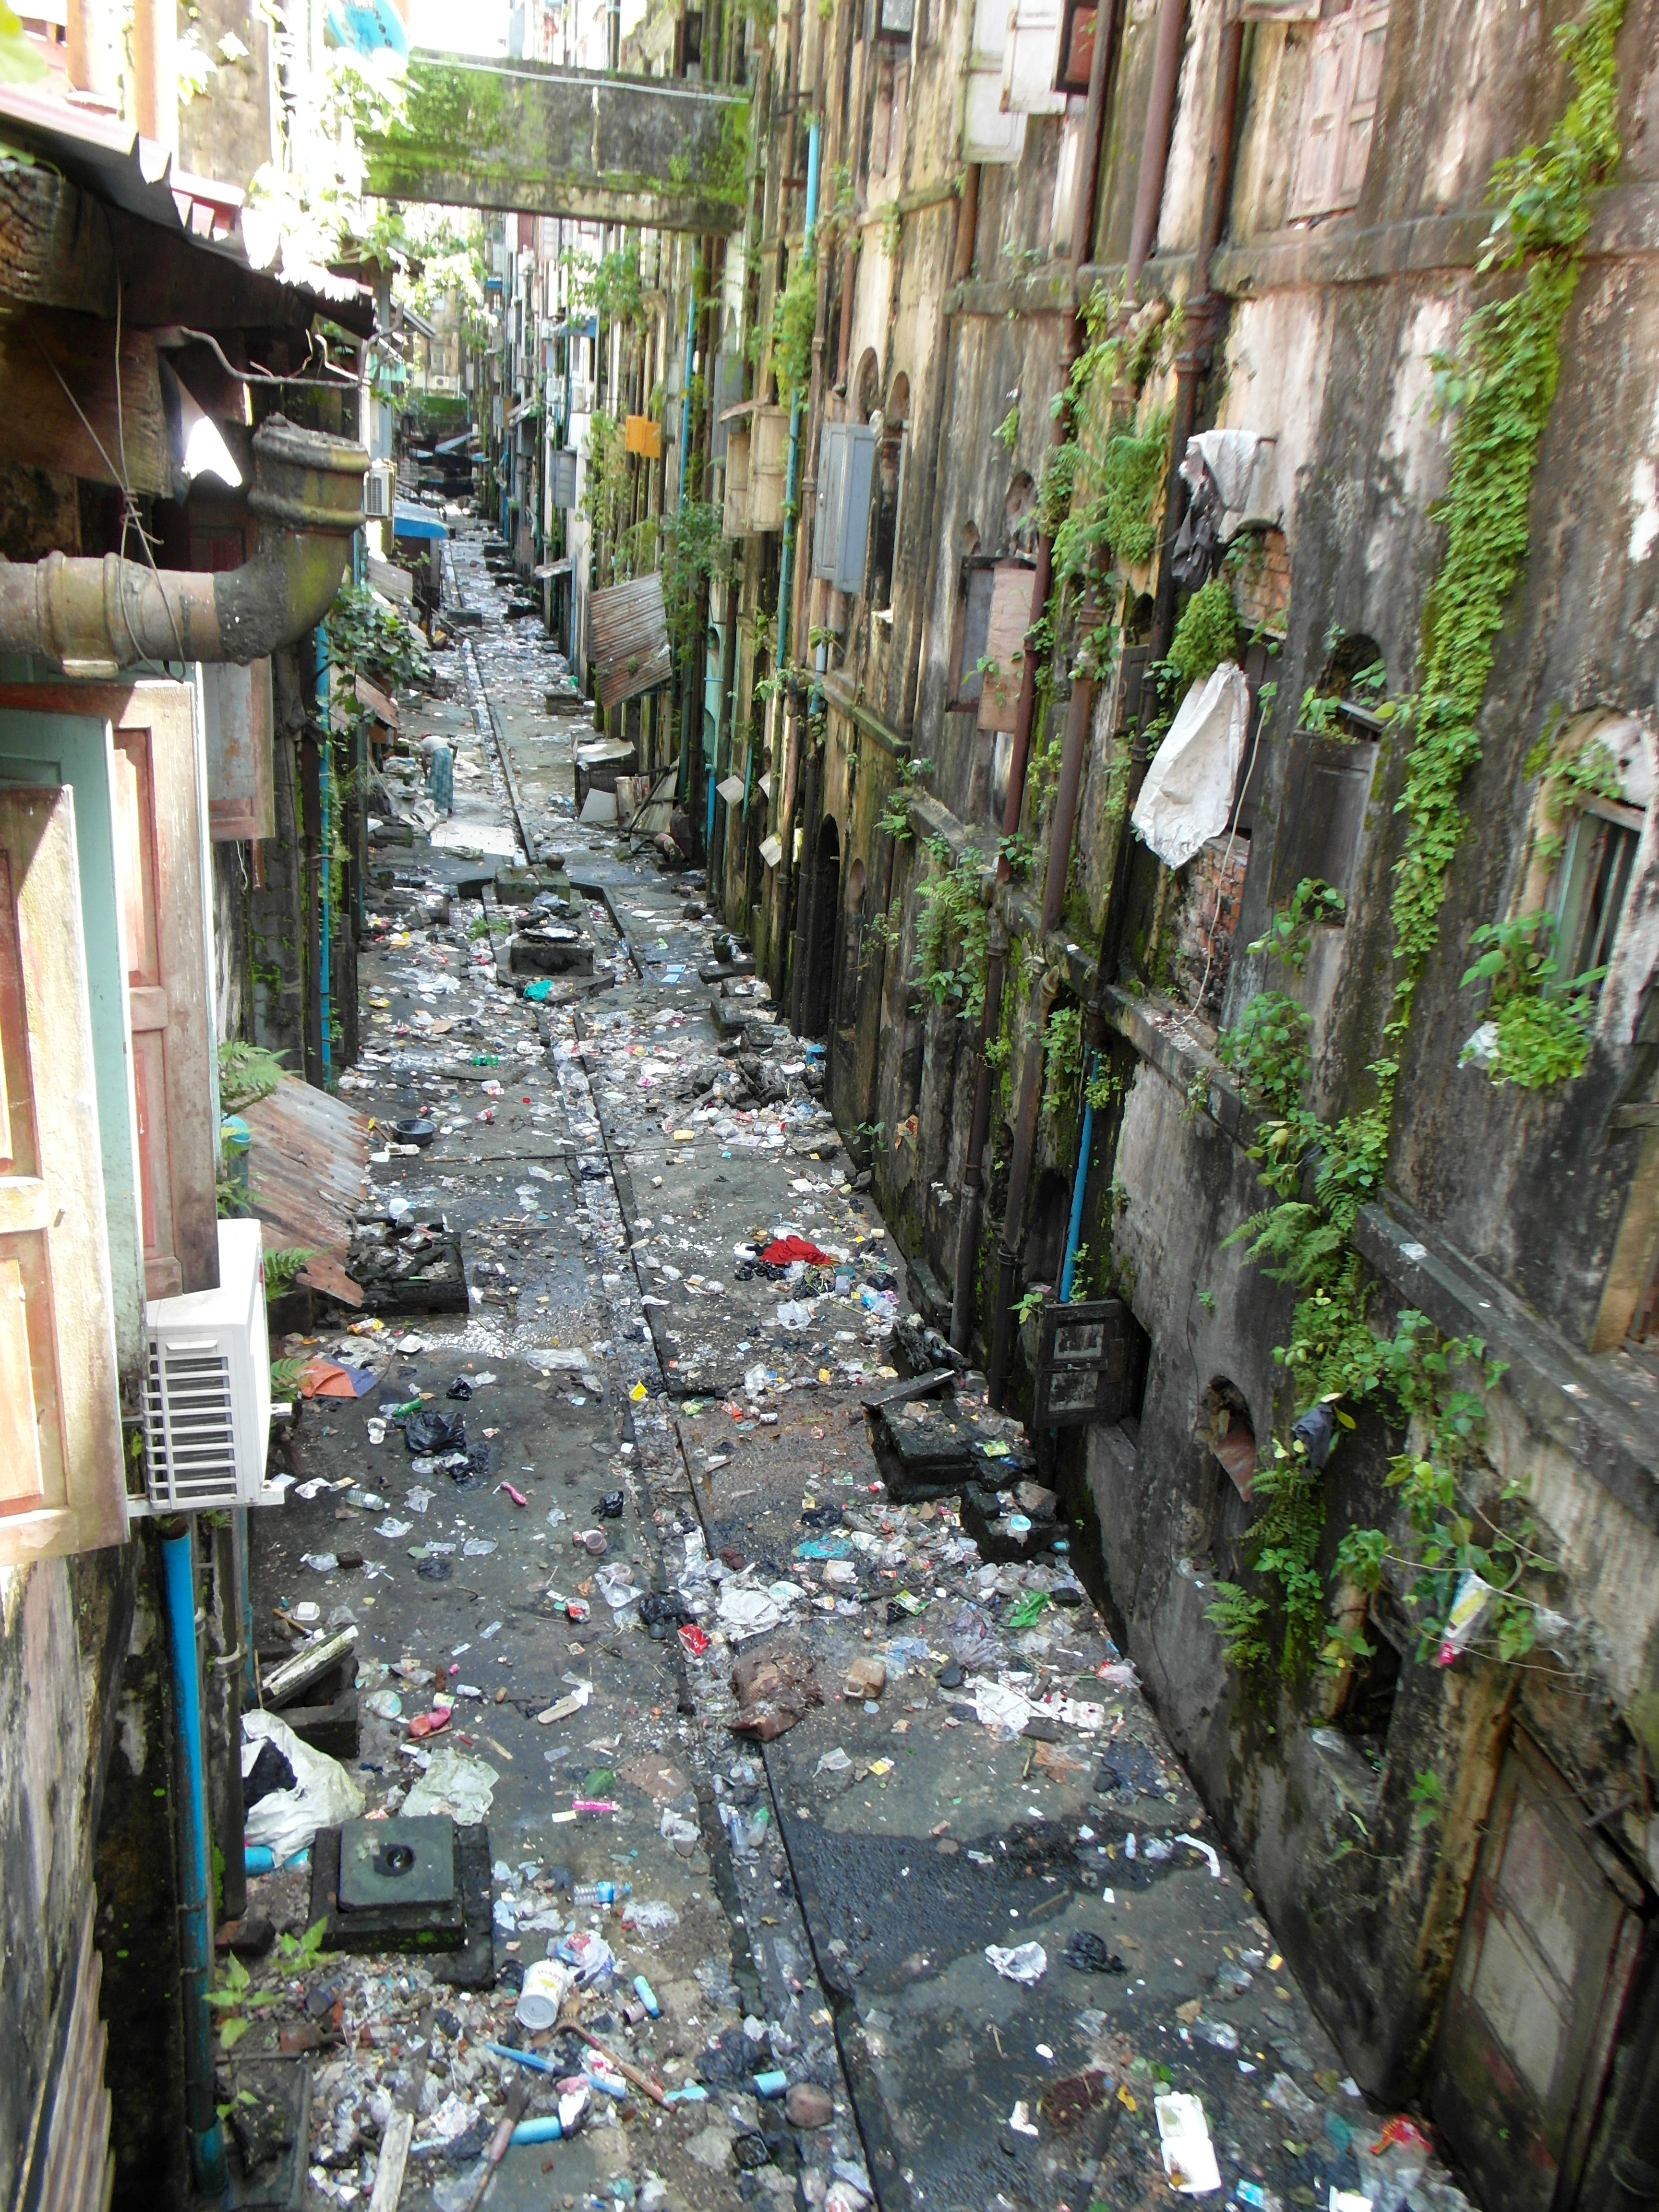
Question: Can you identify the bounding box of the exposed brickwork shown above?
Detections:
[1233,526,1292,636]
[1171,833,1251,1014]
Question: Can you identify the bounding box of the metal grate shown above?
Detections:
[143,1336,238,1509]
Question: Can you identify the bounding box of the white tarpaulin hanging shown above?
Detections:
[1179,430,1281,537]
[1130,662,1250,869]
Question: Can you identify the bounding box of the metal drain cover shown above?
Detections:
[337,1815,457,1912]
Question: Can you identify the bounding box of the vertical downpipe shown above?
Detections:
[161,1525,230,2198]
[774,119,821,985]
[776,119,822,681]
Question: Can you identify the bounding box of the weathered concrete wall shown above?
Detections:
[0,1546,138,2210]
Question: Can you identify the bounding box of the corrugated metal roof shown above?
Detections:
[0,84,374,332]
[589,571,672,712]
[243,1075,371,1297]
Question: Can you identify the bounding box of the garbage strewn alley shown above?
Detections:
[240,534,1456,2212]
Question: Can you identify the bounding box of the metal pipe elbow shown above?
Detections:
[0,414,367,671]
[213,416,369,662]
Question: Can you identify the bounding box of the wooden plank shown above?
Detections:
[263,1623,359,1707]
[0,163,119,317]
[368,2110,416,2212]
[0,309,169,496]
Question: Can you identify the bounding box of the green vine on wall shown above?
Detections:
[1207,0,1626,1686]
[914,836,991,1024]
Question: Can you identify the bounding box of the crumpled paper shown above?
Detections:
[984,1941,1047,1985]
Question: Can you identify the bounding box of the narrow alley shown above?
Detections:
[2,3,1657,2211]
[235,530,1457,2212]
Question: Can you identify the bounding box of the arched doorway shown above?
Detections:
[803,817,842,1040]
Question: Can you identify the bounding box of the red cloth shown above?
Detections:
[760,1235,832,1266]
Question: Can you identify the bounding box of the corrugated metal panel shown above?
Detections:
[589,573,672,713]
[242,1075,371,1290]
[23,1900,112,2212]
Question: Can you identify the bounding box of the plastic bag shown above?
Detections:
[242,1708,364,1862]
[406,1408,466,1454]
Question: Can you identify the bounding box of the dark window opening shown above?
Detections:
[1337,1622,1402,1746]
[870,373,909,613]
[1197,1378,1257,1500]
[1022,1169,1071,1290]
[1308,629,1388,735]
[948,558,998,709]
[802,817,842,1040]
[1057,0,1098,92]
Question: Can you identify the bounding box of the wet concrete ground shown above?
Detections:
[239,524,1463,2212]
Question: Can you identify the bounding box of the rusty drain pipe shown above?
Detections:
[1035,0,1206,974]
[1094,11,1245,1010]
[0,415,367,670]
[953,0,1123,1371]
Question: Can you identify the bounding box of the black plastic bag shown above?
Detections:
[1170,462,1225,591]
[406,1408,465,1453]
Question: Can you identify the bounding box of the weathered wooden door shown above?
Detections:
[1431,1732,1645,2212]
[0,785,126,1564]
[107,687,219,1298]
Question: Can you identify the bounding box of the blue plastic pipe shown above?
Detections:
[315,626,332,1079]
[161,1528,230,2197]
[1059,1053,1097,1303]
[775,119,819,680]
[679,240,698,495]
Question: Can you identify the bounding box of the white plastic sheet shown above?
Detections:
[1130,662,1251,869]
[1180,430,1281,536]
[403,1745,499,1824]
[242,1707,365,1862]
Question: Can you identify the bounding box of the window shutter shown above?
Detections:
[965,0,1028,163]
[814,422,878,594]
[1002,0,1068,115]
[1287,1,1389,218]
[106,684,220,1301]
[1286,13,1353,218]
[1337,3,1391,207]
[203,659,276,842]
[979,562,1038,732]
[0,785,126,1564]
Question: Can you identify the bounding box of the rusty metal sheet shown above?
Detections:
[242,1074,371,1278]
[589,571,672,713]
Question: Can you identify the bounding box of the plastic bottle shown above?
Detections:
[572,1880,630,1907]
[632,1974,660,2018]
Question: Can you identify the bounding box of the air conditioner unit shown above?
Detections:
[568,378,593,417]
[364,464,394,520]
[135,1219,288,1515]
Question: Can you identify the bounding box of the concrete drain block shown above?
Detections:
[308,1815,494,1986]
